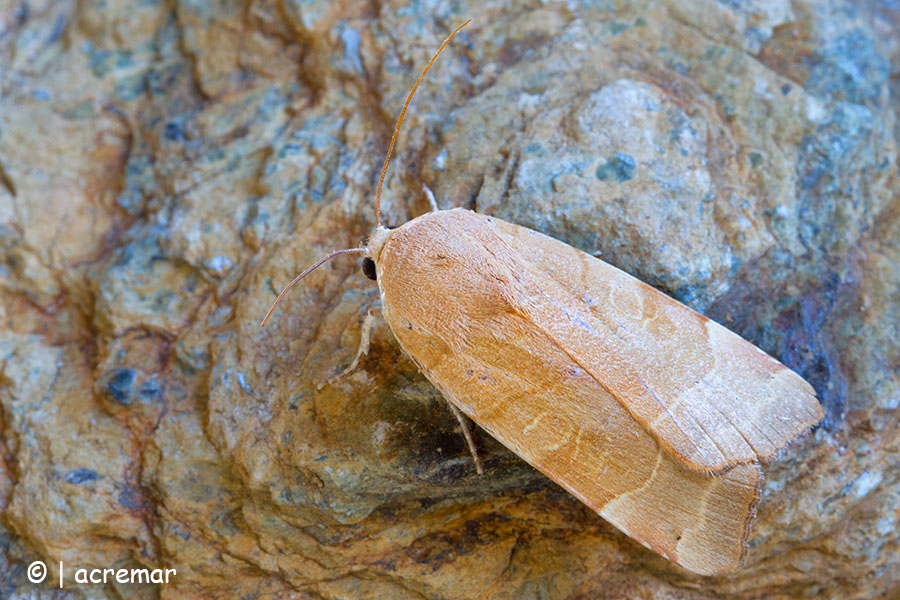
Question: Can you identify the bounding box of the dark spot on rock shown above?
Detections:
[13,2,28,24]
[47,15,67,45]
[171,523,192,541]
[139,380,162,401]
[774,274,849,430]
[596,153,637,182]
[118,486,148,511]
[105,368,136,404]
[707,265,850,431]
[407,514,511,571]
[374,558,397,572]
[164,121,186,142]
[64,469,100,484]
[749,152,764,168]
[781,83,792,95]
[497,31,550,67]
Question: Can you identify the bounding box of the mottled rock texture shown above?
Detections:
[1,1,898,598]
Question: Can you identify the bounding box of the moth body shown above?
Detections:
[262,21,823,577]
[365,207,823,575]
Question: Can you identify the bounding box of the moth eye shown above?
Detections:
[362,257,377,280]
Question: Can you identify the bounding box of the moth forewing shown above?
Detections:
[489,212,824,472]
[370,208,822,575]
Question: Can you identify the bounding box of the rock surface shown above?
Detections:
[1,1,898,598]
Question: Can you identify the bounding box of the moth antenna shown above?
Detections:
[375,19,471,226]
[260,247,367,327]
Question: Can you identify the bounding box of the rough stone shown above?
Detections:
[1,1,898,598]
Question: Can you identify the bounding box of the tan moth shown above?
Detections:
[262,21,824,575]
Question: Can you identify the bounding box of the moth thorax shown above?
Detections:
[366,226,393,264]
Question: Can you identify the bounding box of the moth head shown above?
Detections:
[260,21,469,328]
[364,225,393,278]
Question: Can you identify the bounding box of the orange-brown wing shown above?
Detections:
[484,212,823,473]
[375,209,764,574]
[376,208,822,472]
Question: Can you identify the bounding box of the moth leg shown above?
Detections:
[317,310,376,390]
[423,184,439,212]
[445,400,484,475]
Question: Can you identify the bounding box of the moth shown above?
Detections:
[262,21,824,576]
